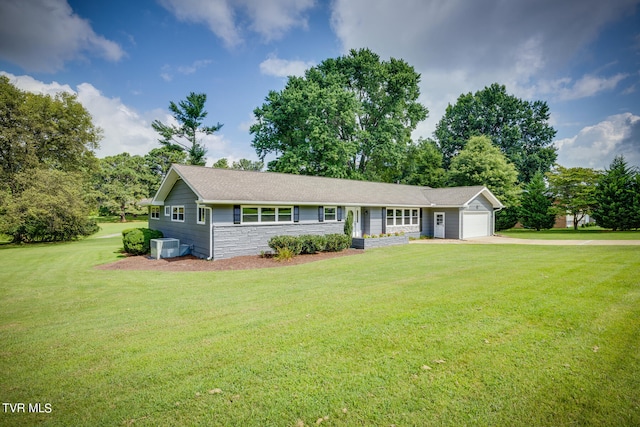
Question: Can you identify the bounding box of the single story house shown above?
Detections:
[144,164,503,260]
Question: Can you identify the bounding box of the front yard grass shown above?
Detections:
[1,231,639,426]
[500,227,640,240]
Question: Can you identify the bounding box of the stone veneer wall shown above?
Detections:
[351,235,409,250]
[212,222,344,259]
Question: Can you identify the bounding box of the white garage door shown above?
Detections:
[463,212,491,239]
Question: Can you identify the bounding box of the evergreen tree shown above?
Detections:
[519,172,556,231]
[592,155,637,230]
[152,92,222,166]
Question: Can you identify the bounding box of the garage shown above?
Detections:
[462,212,491,239]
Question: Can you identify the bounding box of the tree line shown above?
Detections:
[1,48,639,242]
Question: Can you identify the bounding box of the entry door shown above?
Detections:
[347,207,361,237]
[434,212,445,238]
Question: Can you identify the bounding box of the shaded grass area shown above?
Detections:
[1,233,639,426]
[500,227,640,240]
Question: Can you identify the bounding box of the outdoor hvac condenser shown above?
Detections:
[150,238,180,260]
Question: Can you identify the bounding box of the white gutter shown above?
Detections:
[206,207,213,260]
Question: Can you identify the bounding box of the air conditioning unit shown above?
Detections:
[150,238,180,260]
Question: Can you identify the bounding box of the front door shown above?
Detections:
[347,207,361,237]
[434,212,445,238]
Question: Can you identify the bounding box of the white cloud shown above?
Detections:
[0,0,124,72]
[555,113,640,169]
[2,72,235,162]
[259,56,315,77]
[525,73,629,101]
[158,0,315,47]
[329,0,638,136]
[177,59,213,75]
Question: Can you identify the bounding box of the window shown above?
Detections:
[241,206,293,224]
[150,206,160,220]
[197,207,207,224]
[164,206,171,217]
[386,208,419,226]
[171,206,185,222]
[324,206,337,221]
[279,207,292,222]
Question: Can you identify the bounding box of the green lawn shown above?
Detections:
[500,227,640,240]
[1,227,639,426]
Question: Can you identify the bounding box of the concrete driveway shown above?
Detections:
[410,235,640,246]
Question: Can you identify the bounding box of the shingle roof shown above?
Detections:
[153,164,503,208]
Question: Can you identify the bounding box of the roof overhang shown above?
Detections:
[463,187,504,209]
[152,165,202,204]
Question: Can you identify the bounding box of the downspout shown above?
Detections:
[493,206,503,235]
[206,207,214,260]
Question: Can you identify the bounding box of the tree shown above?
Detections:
[384,138,445,187]
[93,153,150,222]
[435,83,557,183]
[144,147,187,195]
[519,172,556,231]
[152,92,222,166]
[0,76,101,194]
[546,165,600,230]
[232,158,264,171]
[212,158,229,169]
[592,155,638,230]
[0,169,98,243]
[251,48,428,181]
[446,136,520,207]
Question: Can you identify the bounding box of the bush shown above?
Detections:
[299,234,327,254]
[324,233,351,252]
[274,247,295,262]
[268,235,302,256]
[122,228,163,255]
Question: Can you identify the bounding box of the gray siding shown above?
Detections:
[363,207,384,235]
[149,179,210,258]
[422,208,461,238]
[212,222,343,259]
[466,194,493,212]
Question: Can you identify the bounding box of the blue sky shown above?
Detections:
[1,0,639,170]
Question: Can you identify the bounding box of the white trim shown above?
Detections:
[197,206,207,225]
[150,206,160,220]
[434,212,445,239]
[171,205,185,222]
[164,206,171,217]
[386,207,419,226]
[241,205,294,224]
[323,206,338,222]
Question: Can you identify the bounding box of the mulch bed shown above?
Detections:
[95,249,363,271]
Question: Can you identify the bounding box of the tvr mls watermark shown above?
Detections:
[2,403,52,413]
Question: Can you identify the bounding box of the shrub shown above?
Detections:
[299,234,327,254]
[268,235,302,256]
[274,247,295,262]
[324,233,351,252]
[122,228,163,255]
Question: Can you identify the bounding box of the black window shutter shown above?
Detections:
[233,205,241,224]
[382,207,386,233]
[318,206,324,222]
[294,206,299,223]
[337,206,343,221]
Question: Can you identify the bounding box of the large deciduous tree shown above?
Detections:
[251,48,428,181]
[0,76,101,194]
[519,172,556,231]
[546,165,600,230]
[1,169,98,243]
[435,83,557,183]
[592,155,639,230]
[447,136,520,207]
[93,153,151,222]
[394,138,445,187]
[152,92,222,166]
